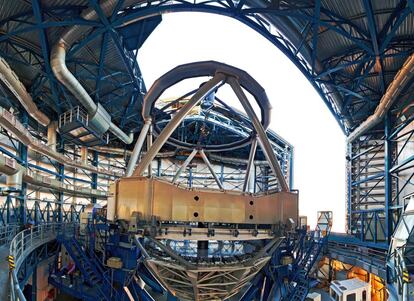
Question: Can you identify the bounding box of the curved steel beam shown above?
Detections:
[111,1,348,132]
[134,72,226,176]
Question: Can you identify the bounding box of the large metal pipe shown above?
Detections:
[0,57,50,126]
[134,73,226,176]
[172,148,198,183]
[6,165,25,190]
[126,119,151,176]
[50,0,134,144]
[81,146,88,165]
[47,122,58,151]
[228,77,288,191]
[347,53,414,143]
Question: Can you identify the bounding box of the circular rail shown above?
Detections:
[143,61,272,152]
[9,223,76,301]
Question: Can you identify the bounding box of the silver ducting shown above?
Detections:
[81,146,88,165]
[347,53,414,143]
[47,122,58,151]
[0,154,25,190]
[50,0,134,144]
[92,146,131,156]
[6,166,24,190]
[0,57,50,126]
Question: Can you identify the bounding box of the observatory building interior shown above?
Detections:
[0,1,414,301]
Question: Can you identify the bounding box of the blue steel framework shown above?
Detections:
[0,1,413,133]
[0,0,413,299]
[346,105,414,250]
[0,81,120,226]
[0,1,412,252]
[38,207,328,301]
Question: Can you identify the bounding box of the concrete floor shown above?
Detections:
[0,244,10,300]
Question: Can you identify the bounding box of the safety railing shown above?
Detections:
[58,106,89,128]
[327,241,387,265]
[0,224,19,246]
[9,223,77,301]
[391,246,410,301]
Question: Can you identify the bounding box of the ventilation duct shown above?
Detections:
[50,0,135,144]
[0,57,50,126]
[6,165,25,190]
[347,53,414,143]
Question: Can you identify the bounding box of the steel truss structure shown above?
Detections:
[0,0,414,300]
[347,107,414,249]
[0,0,411,245]
[0,1,412,134]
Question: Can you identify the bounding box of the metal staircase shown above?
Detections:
[284,236,327,301]
[283,212,332,301]
[54,235,118,301]
[287,270,309,301]
[388,199,414,300]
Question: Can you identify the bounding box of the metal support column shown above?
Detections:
[18,111,28,226]
[385,113,393,241]
[289,147,294,189]
[243,138,257,192]
[199,149,224,190]
[6,195,11,224]
[147,124,153,177]
[347,143,352,234]
[57,137,65,223]
[92,150,98,204]
[126,120,151,176]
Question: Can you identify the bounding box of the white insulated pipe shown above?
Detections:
[50,0,134,144]
[133,73,226,176]
[47,122,58,152]
[81,146,88,165]
[0,57,50,126]
[6,165,25,190]
[125,120,151,176]
[347,53,414,143]
[51,45,97,113]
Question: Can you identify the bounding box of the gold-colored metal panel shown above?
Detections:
[114,177,153,220]
[152,180,173,219]
[111,177,298,225]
